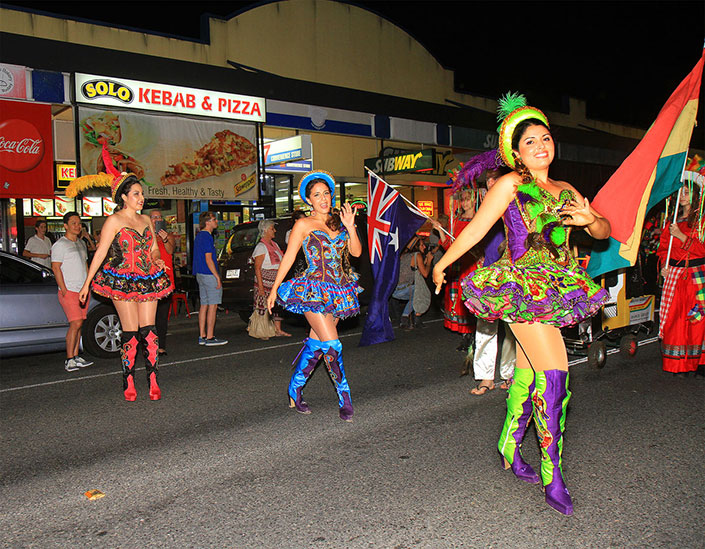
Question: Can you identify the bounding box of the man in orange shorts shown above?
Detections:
[51,211,94,372]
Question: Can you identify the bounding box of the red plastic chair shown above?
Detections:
[168,292,191,319]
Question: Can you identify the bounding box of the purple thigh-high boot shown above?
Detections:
[533,369,573,516]
[321,339,353,422]
[497,367,540,484]
[288,338,326,414]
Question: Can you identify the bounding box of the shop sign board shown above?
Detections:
[77,106,258,201]
[102,197,117,215]
[55,163,76,191]
[82,196,102,217]
[363,149,435,175]
[75,73,266,123]
[54,196,76,217]
[267,160,313,173]
[32,198,54,217]
[0,101,54,198]
[263,135,312,165]
[0,64,28,99]
[416,200,434,217]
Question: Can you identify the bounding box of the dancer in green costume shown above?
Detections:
[434,93,611,515]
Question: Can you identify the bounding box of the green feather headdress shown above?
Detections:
[496,91,549,170]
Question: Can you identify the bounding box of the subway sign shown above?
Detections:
[75,73,266,123]
[364,149,435,175]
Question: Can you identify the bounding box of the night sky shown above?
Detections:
[4,0,704,135]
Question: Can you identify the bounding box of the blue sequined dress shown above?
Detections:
[277,228,361,318]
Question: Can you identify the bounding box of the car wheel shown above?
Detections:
[83,304,122,358]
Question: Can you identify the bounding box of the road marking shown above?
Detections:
[0,329,366,393]
[0,324,658,393]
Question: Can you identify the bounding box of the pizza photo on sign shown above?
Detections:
[161,130,256,186]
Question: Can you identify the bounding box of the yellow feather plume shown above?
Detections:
[65,173,113,198]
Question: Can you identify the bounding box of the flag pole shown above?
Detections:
[365,167,455,240]
[664,152,692,268]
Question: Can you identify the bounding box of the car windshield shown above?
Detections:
[226,226,260,254]
[0,254,51,284]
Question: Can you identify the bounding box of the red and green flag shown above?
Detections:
[587,47,704,278]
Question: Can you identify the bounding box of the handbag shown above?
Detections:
[412,254,432,315]
[247,309,276,339]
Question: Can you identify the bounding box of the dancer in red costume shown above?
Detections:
[68,145,173,401]
[441,189,481,353]
[656,183,705,375]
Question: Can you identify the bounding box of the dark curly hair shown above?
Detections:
[511,118,550,184]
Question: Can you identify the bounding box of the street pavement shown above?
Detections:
[1,311,703,548]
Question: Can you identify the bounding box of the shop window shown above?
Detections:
[275,175,293,217]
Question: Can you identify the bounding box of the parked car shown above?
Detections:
[218,214,372,324]
[0,250,121,358]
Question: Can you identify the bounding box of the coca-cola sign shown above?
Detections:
[0,101,53,199]
[0,119,45,172]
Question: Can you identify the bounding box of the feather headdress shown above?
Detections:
[447,149,503,193]
[496,91,549,170]
[65,142,136,202]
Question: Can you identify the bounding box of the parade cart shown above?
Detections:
[563,266,656,369]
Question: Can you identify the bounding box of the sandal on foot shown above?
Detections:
[499,379,513,390]
[470,382,495,395]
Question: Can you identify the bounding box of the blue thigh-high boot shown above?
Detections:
[288,338,327,414]
[321,339,354,422]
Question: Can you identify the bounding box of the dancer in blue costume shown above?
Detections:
[267,171,362,422]
[433,94,611,515]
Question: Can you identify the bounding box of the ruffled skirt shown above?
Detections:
[461,251,608,328]
[93,266,174,302]
[277,276,361,319]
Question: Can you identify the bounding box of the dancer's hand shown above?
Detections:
[153,258,166,270]
[560,197,596,227]
[432,265,446,294]
[340,202,356,230]
[266,289,277,314]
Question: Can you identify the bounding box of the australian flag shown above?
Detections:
[359,172,426,346]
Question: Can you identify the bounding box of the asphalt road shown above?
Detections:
[1,312,703,548]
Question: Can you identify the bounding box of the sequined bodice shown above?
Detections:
[503,182,576,266]
[107,226,157,276]
[302,228,353,285]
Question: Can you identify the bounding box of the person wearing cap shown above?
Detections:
[433,93,610,516]
[68,144,173,402]
[266,171,362,422]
